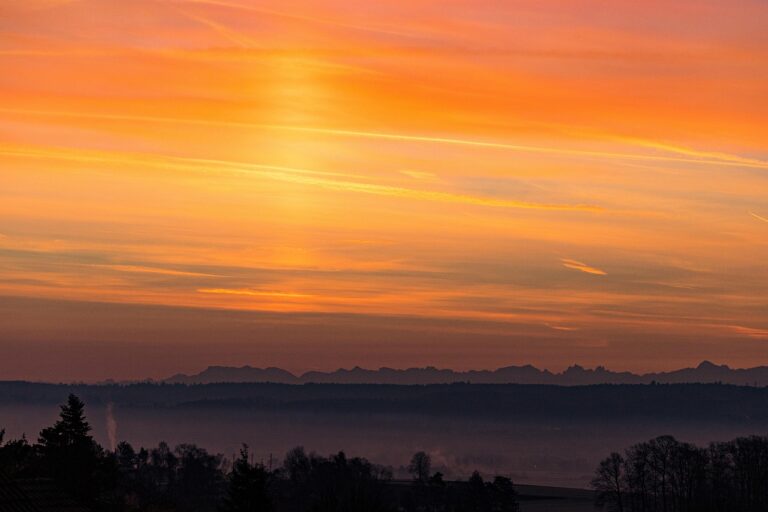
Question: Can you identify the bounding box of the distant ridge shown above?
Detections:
[164,361,768,386]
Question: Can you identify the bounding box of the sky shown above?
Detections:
[1,0,767,381]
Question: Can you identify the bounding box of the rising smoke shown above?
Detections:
[105,402,117,452]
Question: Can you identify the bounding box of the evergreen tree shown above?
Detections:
[38,394,94,451]
[37,394,100,502]
[220,445,272,512]
[489,476,519,512]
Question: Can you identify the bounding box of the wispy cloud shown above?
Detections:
[3,107,767,170]
[198,288,312,298]
[730,325,768,339]
[0,144,602,212]
[179,9,261,48]
[609,135,768,169]
[561,259,607,276]
[544,323,580,331]
[90,264,223,278]
[174,0,421,38]
[400,170,439,182]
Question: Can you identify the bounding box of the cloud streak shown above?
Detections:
[179,9,261,48]
[198,288,312,298]
[90,264,224,278]
[3,108,767,170]
[730,325,768,339]
[174,0,421,38]
[0,145,602,212]
[561,259,607,276]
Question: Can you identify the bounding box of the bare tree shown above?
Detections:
[408,451,432,483]
[592,452,626,512]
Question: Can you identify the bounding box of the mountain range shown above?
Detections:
[164,361,768,386]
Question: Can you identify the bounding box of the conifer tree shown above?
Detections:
[220,445,272,512]
[38,394,100,501]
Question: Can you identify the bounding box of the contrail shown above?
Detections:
[2,107,767,170]
[750,212,768,224]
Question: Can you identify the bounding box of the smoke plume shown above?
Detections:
[106,402,118,451]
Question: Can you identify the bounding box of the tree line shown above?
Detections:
[0,394,519,512]
[3,381,768,423]
[592,434,768,512]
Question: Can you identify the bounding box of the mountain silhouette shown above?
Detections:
[163,361,768,386]
[165,366,300,384]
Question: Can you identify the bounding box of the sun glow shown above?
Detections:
[1,0,768,375]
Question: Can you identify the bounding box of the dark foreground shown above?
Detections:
[0,394,565,512]
[4,394,768,511]
[514,485,596,511]
[0,475,595,512]
[3,381,768,488]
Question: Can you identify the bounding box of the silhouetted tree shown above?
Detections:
[220,445,271,512]
[429,472,445,486]
[465,471,489,512]
[116,441,137,470]
[593,453,626,512]
[172,443,226,511]
[591,434,768,512]
[283,446,311,485]
[37,394,102,502]
[706,441,736,512]
[42,394,91,439]
[279,447,393,512]
[426,471,447,511]
[408,451,432,483]
[729,436,768,511]
[488,476,519,512]
[0,431,34,477]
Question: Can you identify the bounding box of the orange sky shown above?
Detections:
[1,0,767,381]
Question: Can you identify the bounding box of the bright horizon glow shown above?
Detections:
[1,0,767,381]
